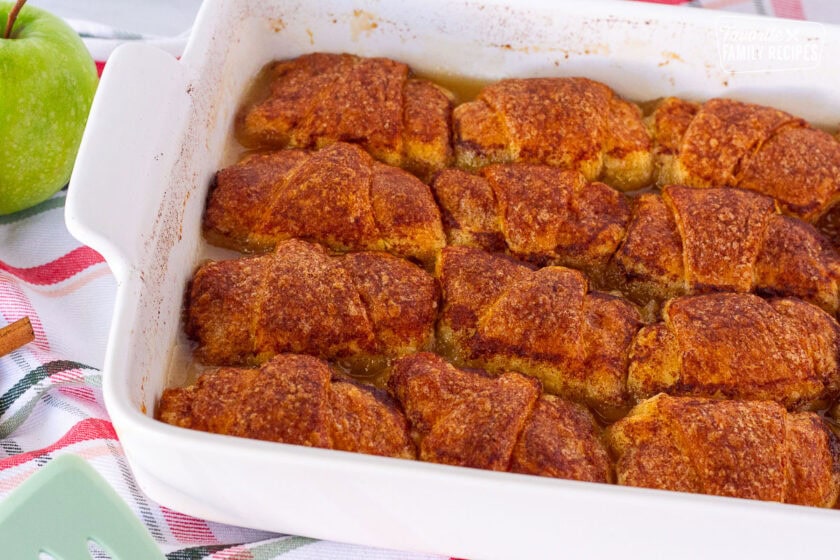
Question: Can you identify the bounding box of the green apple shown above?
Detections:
[0,0,98,214]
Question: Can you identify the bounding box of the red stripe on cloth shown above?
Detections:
[211,548,251,559]
[771,0,805,19]
[161,506,219,545]
[50,369,87,384]
[58,385,99,406]
[0,246,105,286]
[0,418,118,470]
[95,60,106,76]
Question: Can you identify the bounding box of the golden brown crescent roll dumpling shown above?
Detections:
[237,53,453,179]
[389,352,540,471]
[158,353,415,459]
[432,165,630,280]
[453,77,653,190]
[628,293,840,409]
[651,97,840,222]
[509,394,613,482]
[186,239,438,370]
[606,394,840,507]
[611,185,840,313]
[436,246,642,412]
[204,142,445,266]
[388,353,612,481]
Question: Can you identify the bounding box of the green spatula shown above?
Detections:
[0,454,165,560]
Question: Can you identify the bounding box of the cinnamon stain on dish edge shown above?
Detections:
[270,18,285,33]
[658,51,684,67]
[488,41,612,57]
[350,10,379,41]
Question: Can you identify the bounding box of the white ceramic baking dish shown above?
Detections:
[65,1,840,557]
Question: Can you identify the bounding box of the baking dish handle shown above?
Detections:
[66,42,190,280]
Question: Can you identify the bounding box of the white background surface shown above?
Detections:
[27,0,202,37]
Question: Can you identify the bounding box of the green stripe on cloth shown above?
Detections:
[167,544,237,560]
[248,537,318,559]
[166,537,317,560]
[0,370,101,437]
[0,195,65,225]
[0,360,95,417]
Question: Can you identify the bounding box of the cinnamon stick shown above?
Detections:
[0,317,34,357]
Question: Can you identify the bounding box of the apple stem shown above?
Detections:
[3,0,26,40]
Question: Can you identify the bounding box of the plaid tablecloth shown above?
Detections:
[0,0,835,558]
